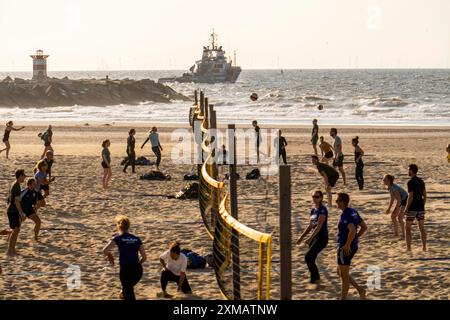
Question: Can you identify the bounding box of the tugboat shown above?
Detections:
[158,31,241,84]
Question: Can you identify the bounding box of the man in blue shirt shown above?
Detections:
[336,193,367,300]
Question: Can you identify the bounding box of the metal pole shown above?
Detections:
[209,106,218,230]
[279,165,292,300]
[199,91,205,117]
[228,124,241,300]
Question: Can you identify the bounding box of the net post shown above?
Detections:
[199,91,205,116]
[266,236,272,300]
[257,241,264,300]
[209,106,219,229]
[204,97,209,129]
[279,165,292,300]
[228,124,241,300]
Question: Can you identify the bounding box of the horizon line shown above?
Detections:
[0,67,449,73]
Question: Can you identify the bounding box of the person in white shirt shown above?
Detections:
[159,241,192,297]
[141,127,163,171]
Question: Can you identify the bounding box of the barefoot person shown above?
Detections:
[297,190,328,286]
[336,193,367,300]
[101,140,112,189]
[252,120,262,163]
[159,241,192,297]
[275,130,288,165]
[39,125,53,159]
[311,119,319,156]
[43,150,54,179]
[312,155,339,206]
[352,136,364,190]
[404,164,427,251]
[0,121,25,159]
[20,178,41,241]
[102,215,146,301]
[34,160,55,207]
[123,129,136,174]
[383,174,408,238]
[6,169,27,256]
[319,136,334,164]
[330,128,346,185]
[141,127,163,171]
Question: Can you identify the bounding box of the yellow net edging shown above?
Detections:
[219,194,272,300]
[192,92,272,300]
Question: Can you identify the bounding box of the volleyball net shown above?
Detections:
[192,91,272,300]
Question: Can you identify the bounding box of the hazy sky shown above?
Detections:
[0,0,449,71]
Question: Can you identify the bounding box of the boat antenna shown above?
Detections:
[210,29,218,50]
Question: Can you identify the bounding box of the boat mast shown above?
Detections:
[210,29,218,50]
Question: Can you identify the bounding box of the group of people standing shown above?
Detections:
[100,127,163,189]
[297,162,428,300]
[297,191,367,300]
[2,150,55,256]
[312,121,365,190]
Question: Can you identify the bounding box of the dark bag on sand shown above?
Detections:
[136,156,153,166]
[121,156,154,166]
[183,173,199,181]
[246,168,261,180]
[140,171,171,181]
[181,249,207,269]
[169,183,199,200]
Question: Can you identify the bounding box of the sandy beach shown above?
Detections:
[0,123,449,300]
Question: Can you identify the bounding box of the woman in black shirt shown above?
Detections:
[123,129,136,173]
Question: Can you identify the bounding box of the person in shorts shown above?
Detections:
[0,121,25,159]
[6,169,27,256]
[39,125,53,159]
[20,178,41,241]
[311,119,319,155]
[34,160,55,209]
[383,174,408,238]
[336,193,367,300]
[330,128,346,185]
[312,155,339,207]
[319,136,334,164]
[404,164,427,251]
[101,139,112,189]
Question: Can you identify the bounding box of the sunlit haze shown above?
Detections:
[0,0,449,71]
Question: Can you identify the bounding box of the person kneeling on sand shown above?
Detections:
[103,215,147,301]
[159,241,192,298]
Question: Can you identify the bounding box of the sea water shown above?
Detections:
[0,69,449,126]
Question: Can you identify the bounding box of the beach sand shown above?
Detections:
[0,123,449,300]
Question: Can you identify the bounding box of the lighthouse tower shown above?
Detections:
[30,50,49,80]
